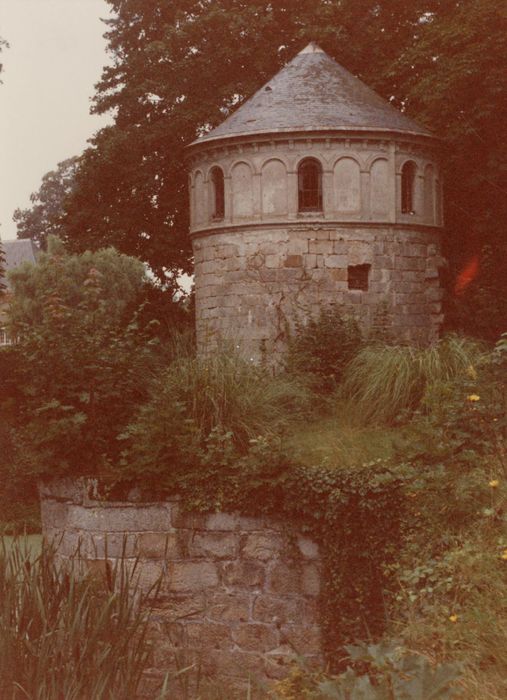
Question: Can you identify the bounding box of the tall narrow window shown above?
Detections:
[210,166,225,219]
[401,161,416,214]
[298,158,322,212]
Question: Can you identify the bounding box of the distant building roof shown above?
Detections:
[1,239,40,289]
[191,42,432,146]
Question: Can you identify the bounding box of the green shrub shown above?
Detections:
[0,537,160,699]
[341,334,485,423]
[3,244,162,480]
[270,641,461,699]
[286,308,362,394]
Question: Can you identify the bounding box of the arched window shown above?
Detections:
[210,166,225,219]
[298,158,322,212]
[401,161,416,214]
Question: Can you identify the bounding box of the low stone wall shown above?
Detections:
[40,479,323,698]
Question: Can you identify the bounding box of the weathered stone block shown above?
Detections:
[284,254,303,268]
[40,499,70,530]
[79,532,137,558]
[204,512,239,531]
[309,240,333,254]
[189,531,238,559]
[268,562,302,595]
[222,560,265,589]
[252,595,302,625]
[66,504,172,532]
[184,621,233,650]
[237,515,265,531]
[281,625,322,655]
[265,254,281,268]
[297,536,319,560]
[205,649,266,679]
[152,594,206,622]
[325,255,348,268]
[331,269,347,282]
[240,533,282,561]
[168,562,219,592]
[136,561,165,591]
[425,286,444,302]
[232,623,279,652]
[138,532,180,559]
[302,564,321,596]
[207,592,251,622]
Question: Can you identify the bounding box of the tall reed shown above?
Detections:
[0,536,158,700]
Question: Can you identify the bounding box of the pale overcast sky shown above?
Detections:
[0,0,113,240]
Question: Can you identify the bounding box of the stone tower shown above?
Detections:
[187,43,444,362]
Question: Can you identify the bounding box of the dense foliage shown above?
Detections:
[13,157,80,248]
[13,1,506,340]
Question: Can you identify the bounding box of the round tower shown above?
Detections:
[187,43,444,362]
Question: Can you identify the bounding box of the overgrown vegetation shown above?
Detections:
[270,641,461,699]
[1,245,506,698]
[286,308,362,394]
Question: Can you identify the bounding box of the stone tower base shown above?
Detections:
[193,223,444,363]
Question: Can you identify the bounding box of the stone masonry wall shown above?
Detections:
[193,223,444,362]
[40,479,322,698]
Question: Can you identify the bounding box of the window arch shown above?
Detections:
[210,166,225,219]
[298,158,322,212]
[401,161,417,214]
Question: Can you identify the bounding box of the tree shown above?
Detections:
[13,156,80,248]
[0,35,7,80]
[390,0,507,340]
[0,240,6,295]
[6,240,160,478]
[62,0,444,291]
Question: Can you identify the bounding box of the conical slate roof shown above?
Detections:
[193,43,431,145]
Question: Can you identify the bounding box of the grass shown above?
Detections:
[285,403,400,467]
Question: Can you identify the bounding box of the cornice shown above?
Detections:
[190,220,443,240]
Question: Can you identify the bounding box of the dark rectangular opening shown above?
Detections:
[348,264,370,291]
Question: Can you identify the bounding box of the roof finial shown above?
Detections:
[299,42,325,55]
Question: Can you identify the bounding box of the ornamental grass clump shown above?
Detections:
[341,334,485,424]
[0,536,158,700]
[126,348,309,458]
